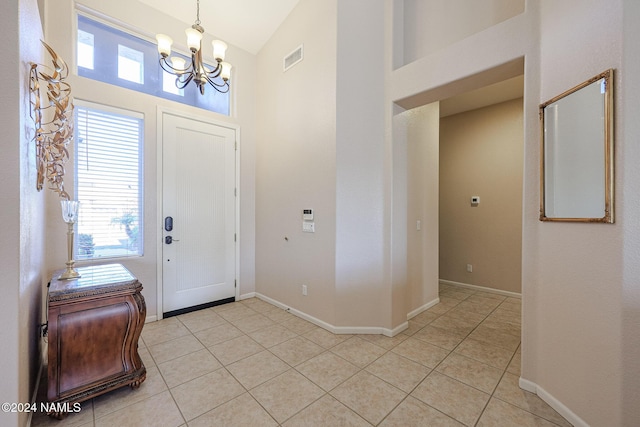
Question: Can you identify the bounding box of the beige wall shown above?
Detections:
[391,0,637,424]
[0,1,21,423]
[395,103,441,315]
[621,2,640,424]
[401,0,525,65]
[255,0,338,324]
[439,98,523,294]
[528,1,624,425]
[5,1,639,425]
[334,0,390,328]
[0,1,46,425]
[255,0,394,331]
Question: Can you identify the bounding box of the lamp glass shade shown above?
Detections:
[170,56,186,72]
[212,40,227,62]
[60,200,80,224]
[156,34,173,56]
[220,62,232,81]
[185,28,203,51]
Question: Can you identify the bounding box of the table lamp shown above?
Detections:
[58,200,81,280]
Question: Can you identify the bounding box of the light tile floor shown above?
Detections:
[32,284,572,427]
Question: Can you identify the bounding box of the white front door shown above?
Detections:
[162,113,236,314]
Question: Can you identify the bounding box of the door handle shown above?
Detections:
[165,236,180,244]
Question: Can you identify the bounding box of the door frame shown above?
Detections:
[155,106,240,320]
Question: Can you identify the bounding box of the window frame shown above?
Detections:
[73,99,145,261]
[75,8,231,115]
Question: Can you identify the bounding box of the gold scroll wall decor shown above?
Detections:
[29,41,74,200]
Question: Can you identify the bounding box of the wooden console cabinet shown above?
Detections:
[47,263,146,418]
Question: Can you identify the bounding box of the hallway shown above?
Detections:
[32,284,570,426]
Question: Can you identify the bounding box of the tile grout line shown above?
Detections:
[362,290,509,426]
[180,305,283,425]
[409,290,521,426]
[81,291,524,427]
[374,290,481,426]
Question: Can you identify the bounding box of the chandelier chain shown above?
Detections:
[195,0,201,26]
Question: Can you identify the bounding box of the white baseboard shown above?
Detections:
[255,293,406,337]
[331,321,408,337]
[518,376,537,393]
[519,377,589,427]
[145,314,158,323]
[254,293,289,311]
[387,321,409,337]
[439,279,522,299]
[239,292,256,300]
[407,297,440,320]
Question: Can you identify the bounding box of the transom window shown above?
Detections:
[118,45,144,84]
[77,14,230,115]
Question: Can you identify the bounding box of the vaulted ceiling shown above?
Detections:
[138,0,522,114]
[138,0,300,55]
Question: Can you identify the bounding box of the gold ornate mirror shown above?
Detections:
[539,69,614,223]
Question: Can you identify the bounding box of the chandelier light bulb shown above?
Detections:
[185,27,203,52]
[156,34,173,57]
[212,40,227,62]
[170,56,186,73]
[220,62,232,81]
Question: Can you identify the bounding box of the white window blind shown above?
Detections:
[75,103,143,259]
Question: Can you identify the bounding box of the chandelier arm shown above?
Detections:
[158,57,193,75]
[202,74,230,92]
[205,63,222,79]
[175,73,195,89]
[156,0,231,96]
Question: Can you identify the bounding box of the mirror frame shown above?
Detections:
[539,69,614,223]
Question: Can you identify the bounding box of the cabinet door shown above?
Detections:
[49,298,133,399]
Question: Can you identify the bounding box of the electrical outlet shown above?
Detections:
[466,264,473,273]
[302,285,308,296]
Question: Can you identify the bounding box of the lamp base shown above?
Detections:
[58,263,81,280]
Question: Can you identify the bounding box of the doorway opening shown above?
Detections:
[438,75,524,296]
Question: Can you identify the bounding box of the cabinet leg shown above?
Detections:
[129,372,147,389]
[47,410,68,420]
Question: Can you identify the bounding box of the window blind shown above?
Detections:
[75,103,143,259]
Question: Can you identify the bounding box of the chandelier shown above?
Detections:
[155,0,232,95]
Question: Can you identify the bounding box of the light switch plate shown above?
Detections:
[302,222,315,233]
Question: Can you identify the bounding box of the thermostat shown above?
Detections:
[302,209,314,220]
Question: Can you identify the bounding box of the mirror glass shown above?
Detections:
[540,69,614,223]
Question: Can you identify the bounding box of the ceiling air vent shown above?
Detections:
[283,45,303,72]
